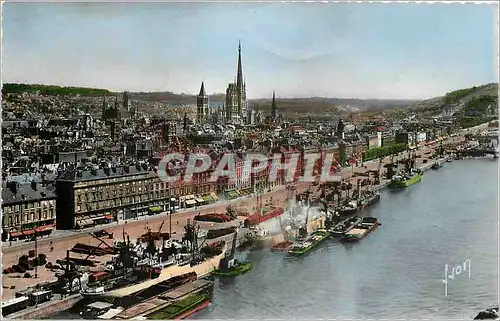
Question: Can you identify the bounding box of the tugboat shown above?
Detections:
[213,258,252,277]
[340,217,381,242]
[213,223,253,277]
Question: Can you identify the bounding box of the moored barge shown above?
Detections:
[288,229,330,256]
[113,279,214,319]
[329,216,362,237]
[340,217,381,243]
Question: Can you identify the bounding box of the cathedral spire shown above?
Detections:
[271,91,277,119]
[236,41,243,90]
[198,81,206,97]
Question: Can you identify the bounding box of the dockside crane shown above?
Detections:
[54,232,117,295]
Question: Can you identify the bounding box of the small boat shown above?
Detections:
[329,216,363,237]
[271,241,293,252]
[336,200,359,217]
[79,301,114,319]
[446,158,453,163]
[213,258,253,277]
[474,307,499,320]
[431,162,442,170]
[288,229,330,256]
[340,217,380,243]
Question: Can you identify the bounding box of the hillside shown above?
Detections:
[2,83,111,96]
[131,91,225,105]
[406,83,498,116]
[398,83,499,127]
[131,92,419,112]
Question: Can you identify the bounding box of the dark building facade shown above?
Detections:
[55,164,163,229]
[2,180,56,241]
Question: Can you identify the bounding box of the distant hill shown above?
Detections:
[130,91,225,105]
[2,83,111,96]
[250,97,419,114]
[399,83,499,128]
[6,82,496,121]
[407,83,498,116]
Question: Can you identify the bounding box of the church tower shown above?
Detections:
[197,82,208,124]
[225,41,248,124]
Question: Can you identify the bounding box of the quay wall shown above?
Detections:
[10,294,82,320]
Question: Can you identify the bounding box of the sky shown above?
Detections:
[2,2,498,100]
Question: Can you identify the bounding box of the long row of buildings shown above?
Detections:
[1,142,356,241]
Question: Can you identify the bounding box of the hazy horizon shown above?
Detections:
[3,2,498,100]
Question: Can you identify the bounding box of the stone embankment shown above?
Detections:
[8,294,81,320]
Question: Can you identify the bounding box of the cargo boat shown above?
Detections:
[244,207,285,249]
[340,217,380,242]
[358,191,381,209]
[288,229,330,256]
[81,221,226,299]
[389,169,422,188]
[329,216,362,237]
[114,279,214,320]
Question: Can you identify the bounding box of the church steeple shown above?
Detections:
[197,82,208,124]
[271,91,277,120]
[198,81,206,97]
[236,40,243,91]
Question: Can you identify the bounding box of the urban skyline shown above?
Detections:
[3,2,498,100]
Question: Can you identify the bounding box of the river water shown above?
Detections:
[55,158,498,320]
[195,158,498,320]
